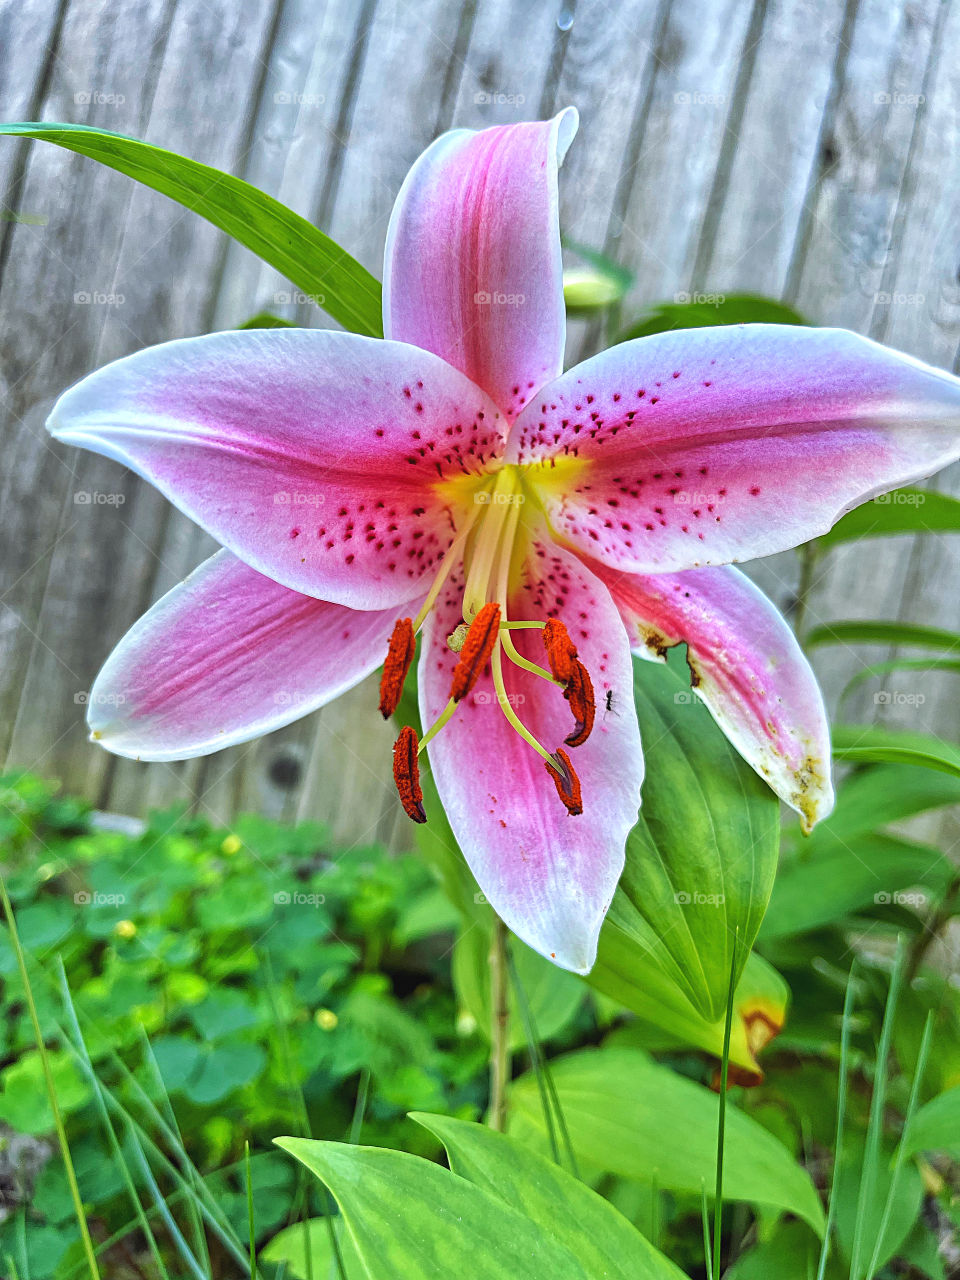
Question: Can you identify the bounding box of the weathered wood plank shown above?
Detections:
[0,0,957,853]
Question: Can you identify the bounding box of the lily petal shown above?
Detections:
[594,561,834,831]
[508,325,960,574]
[88,549,418,760]
[384,109,578,421]
[49,329,505,609]
[419,540,643,973]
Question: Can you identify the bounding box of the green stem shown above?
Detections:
[489,917,511,1131]
[0,876,100,1280]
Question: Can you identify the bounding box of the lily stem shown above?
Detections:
[489,915,511,1131]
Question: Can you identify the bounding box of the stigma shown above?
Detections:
[377,465,597,823]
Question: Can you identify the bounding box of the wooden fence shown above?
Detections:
[1,0,958,854]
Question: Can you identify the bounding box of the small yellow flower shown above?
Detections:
[220,834,242,856]
[314,1008,338,1031]
[114,919,137,939]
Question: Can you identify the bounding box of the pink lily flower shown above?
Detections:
[48,109,960,973]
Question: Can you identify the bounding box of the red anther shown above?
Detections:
[544,748,583,816]
[450,603,501,701]
[392,725,426,823]
[379,617,416,718]
[542,617,579,684]
[563,658,596,748]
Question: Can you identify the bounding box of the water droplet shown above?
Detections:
[557,8,574,31]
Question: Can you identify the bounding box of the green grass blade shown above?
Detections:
[0,877,100,1280]
[138,1028,211,1276]
[712,930,739,1280]
[245,1142,257,1279]
[700,1182,713,1277]
[816,958,859,1280]
[0,123,383,337]
[54,960,172,1280]
[864,1010,933,1279]
[127,1127,208,1280]
[505,945,561,1166]
[849,938,906,1280]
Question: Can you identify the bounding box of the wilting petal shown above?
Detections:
[88,550,419,760]
[384,109,578,421]
[508,325,960,574]
[49,329,505,609]
[595,561,834,830]
[419,540,643,973]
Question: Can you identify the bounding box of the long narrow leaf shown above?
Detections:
[0,879,100,1280]
[806,620,960,653]
[0,123,383,336]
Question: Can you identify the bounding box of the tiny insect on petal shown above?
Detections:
[379,617,416,718]
[450,603,501,701]
[545,747,583,816]
[392,724,426,823]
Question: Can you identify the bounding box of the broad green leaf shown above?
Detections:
[832,726,960,779]
[411,1112,685,1279]
[761,833,953,940]
[262,1218,361,1278]
[588,934,788,1077]
[617,293,806,342]
[508,1047,825,1234]
[900,1084,960,1158]
[816,487,960,548]
[805,619,960,652]
[608,656,779,1020]
[453,926,584,1050]
[0,123,382,337]
[276,1136,593,1278]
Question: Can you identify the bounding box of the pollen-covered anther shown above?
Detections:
[545,748,583,816]
[563,658,596,748]
[450,602,501,701]
[378,617,416,718]
[542,617,579,684]
[392,725,426,823]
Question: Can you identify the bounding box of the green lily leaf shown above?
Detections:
[262,1218,362,1278]
[831,726,960,779]
[608,656,780,1020]
[411,1112,686,1278]
[815,487,960,548]
[276,1136,599,1278]
[508,1047,825,1234]
[587,938,788,1078]
[0,123,382,337]
[795,763,960,848]
[237,311,298,330]
[805,619,960,652]
[841,657,960,702]
[617,293,806,342]
[761,833,953,940]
